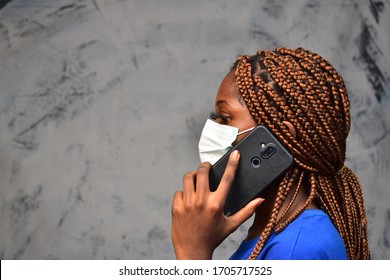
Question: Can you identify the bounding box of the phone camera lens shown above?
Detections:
[261,144,277,159]
[251,157,261,168]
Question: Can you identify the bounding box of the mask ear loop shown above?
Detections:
[237,126,256,136]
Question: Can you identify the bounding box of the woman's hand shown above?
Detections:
[171,150,264,259]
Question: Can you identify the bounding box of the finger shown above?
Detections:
[217,150,240,203]
[171,190,184,216]
[195,162,212,200]
[182,171,196,205]
[228,198,264,230]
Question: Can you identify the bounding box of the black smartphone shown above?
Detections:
[209,125,293,216]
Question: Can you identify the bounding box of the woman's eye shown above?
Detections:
[219,116,229,124]
[210,112,230,124]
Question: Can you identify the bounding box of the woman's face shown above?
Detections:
[214,71,257,144]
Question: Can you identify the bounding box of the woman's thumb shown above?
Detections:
[228,198,264,230]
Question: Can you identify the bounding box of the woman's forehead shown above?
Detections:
[215,71,244,107]
[215,73,245,107]
[217,72,238,97]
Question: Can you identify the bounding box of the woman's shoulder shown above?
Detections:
[261,209,348,259]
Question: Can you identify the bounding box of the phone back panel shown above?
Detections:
[209,125,293,216]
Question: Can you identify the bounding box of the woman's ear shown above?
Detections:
[283,121,296,139]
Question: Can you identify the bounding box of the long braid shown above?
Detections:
[233,47,370,260]
[248,168,300,259]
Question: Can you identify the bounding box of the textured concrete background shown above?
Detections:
[0,0,389,259]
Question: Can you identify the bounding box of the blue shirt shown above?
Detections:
[229,209,347,260]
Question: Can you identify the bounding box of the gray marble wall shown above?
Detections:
[0,0,389,260]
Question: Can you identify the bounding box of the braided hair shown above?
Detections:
[232,47,370,260]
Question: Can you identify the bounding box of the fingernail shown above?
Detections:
[231,150,239,160]
[257,198,265,206]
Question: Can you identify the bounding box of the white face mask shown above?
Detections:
[198,119,255,164]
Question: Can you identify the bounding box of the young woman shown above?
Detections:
[171,47,370,260]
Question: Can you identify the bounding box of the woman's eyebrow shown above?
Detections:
[216,100,228,107]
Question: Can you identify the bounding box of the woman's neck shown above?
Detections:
[246,179,317,240]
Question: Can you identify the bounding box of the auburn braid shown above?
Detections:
[233,47,370,260]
